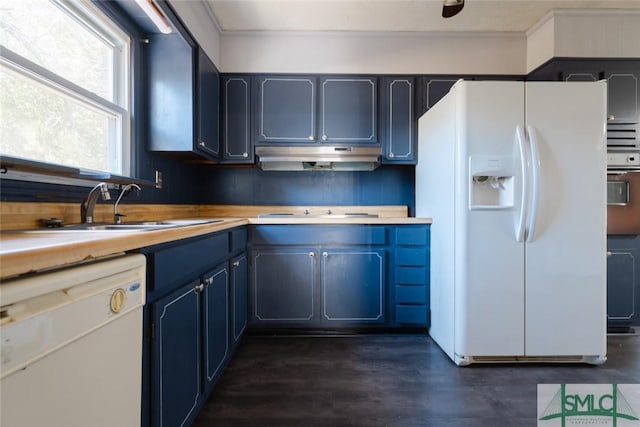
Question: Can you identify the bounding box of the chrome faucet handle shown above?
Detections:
[114,213,127,224]
[81,182,111,224]
[114,184,141,223]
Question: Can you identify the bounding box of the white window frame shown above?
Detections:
[0,0,132,183]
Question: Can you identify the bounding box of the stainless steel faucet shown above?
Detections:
[81,182,111,224]
[114,184,141,224]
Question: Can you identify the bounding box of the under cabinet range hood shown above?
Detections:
[255,146,381,171]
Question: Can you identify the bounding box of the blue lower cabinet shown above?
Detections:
[143,228,248,427]
[151,271,232,427]
[251,249,317,324]
[231,254,248,349]
[391,226,430,327]
[151,281,201,427]
[249,226,390,328]
[322,249,385,323]
[607,235,640,327]
[248,224,430,329]
[202,264,229,392]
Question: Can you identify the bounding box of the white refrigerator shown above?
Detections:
[416,80,608,366]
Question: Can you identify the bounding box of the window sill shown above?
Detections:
[0,155,155,188]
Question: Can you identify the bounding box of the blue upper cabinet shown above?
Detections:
[147,20,220,161]
[381,77,416,164]
[148,32,194,155]
[254,75,378,146]
[603,71,639,125]
[319,77,378,144]
[416,77,459,117]
[221,75,254,163]
[528,59,640,126]
[561,68,639,124]
[255,76,317,143]
[196,48,220,158]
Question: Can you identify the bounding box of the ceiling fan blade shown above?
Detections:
[442,0,465,18]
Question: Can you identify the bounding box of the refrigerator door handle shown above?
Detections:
[515,125,528,242]
[526,126,541,242]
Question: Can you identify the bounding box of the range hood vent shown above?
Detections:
[255,146,381,171]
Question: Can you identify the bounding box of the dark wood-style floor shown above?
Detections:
[193,332,640,427]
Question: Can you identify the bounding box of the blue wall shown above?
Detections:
[1,164,416,215]
[197,165,416,215]
[0,156,200,204]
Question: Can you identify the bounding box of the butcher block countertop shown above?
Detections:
[0,204,431,280]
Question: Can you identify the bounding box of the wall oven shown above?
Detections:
[607,124,640,235]
[607,170,640,234]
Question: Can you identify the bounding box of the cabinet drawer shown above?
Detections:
[395,227,429,246]
[396,286,427,304]
[395,267,427,285]
[395,248,428,266]
[230,228,247,253]
[251,225,386,246]
[148,233,229,293]
[396,305,428,325]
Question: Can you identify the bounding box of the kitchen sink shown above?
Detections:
[18,219,224,233]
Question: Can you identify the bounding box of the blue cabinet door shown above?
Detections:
[148,32,220,161]
[562,70,598,81]
[417,77,459,116]
[222,76,253,163]
[381,77,415,164]
[196,48,220,158]
[251,249,317,323]
[607,236,640,327]
[148,33,195,153]
[534,60,640,146]
[321,249,385,323]
[202,264,229,393]
[319,77,377,144]
[604,71,639,124]
[557,63,640,149]
[256,76,317,143]
[231,254,248,346]
[151,281,201,427]
[559,64,640,125]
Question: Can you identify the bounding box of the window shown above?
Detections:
[0,0,131,176]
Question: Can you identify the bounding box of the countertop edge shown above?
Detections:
[247,218,432,225]
[0,217,432,280]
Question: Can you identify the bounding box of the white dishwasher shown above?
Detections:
[0,254,146,427]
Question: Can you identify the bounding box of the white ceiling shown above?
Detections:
[204,0,640,33]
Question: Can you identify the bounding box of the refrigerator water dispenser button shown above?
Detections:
[469,156,515,209]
